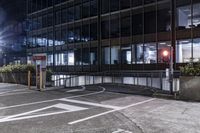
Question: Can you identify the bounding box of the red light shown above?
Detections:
[162,50,169,57]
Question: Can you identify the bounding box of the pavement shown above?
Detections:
[0,83,199,133]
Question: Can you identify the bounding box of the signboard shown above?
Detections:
[32,56,46,61]
[33,54,47,91]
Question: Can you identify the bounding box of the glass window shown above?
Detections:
[74,26,81,43]
[110,0,119,12]
[132,0,143,7]
[102,47,110,64]
[90,0,97,17]
[75,49,82,65]
[158,41,171,63]
[193,3,200,27]
[157,2,171,32]
[136,44,144,64]
[176,0,191,29]
[55,29,64,46]
[83,48,90,65]
[42,15,47,28]
[90,48,98,65]
[111,46,120,64]
[47,54,53,66]
[47,13,53,27]
[90,22,97,40]
[48,32,53,47]
[110,15,120,38]
[144,6,156,34]
[120,0,131,10]
[48,0,53,7]
[55,53,67,66]
[144,43,157,64]
[82,24,90,42]
[144,0,156,5]
[67,27,74,43]
[56,10,61,25]
[101,19,110,39]
[121,45,132,64]
[101,0,109,14]
[176,40,192,63]
[67,7,74,22]
[68,51,75,66]
[121,12,131,37]
[61,28,67,44]
[38,17,42,29]
[75,4,81,20]
[132,10,143,35]
[61,9,67,23]
[82,2,90,18]
[193,38,200,62]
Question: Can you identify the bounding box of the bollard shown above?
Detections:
[28,71,31,90]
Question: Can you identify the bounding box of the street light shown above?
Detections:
[161,47,174,94]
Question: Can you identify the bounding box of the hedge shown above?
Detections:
[0,64,53,82]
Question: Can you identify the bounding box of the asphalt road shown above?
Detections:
[0,83,199,133]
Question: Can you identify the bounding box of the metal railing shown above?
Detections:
[52,70,181,92]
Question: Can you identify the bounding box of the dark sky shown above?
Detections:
[0,0,26,52]
[0,0,26,25]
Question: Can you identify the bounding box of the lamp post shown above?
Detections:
[169,46,174,95]
[162,46,174,94]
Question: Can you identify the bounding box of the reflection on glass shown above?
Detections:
[158,42,171,63]
[121,46,132,64]
[193,38,200,62]
[144,43,157,64]
[176,40,192,63]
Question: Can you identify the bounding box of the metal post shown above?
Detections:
[28,71,31,89]
[169,47,174,94]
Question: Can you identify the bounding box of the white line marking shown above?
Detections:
[0,103,88,123]
[66,86,86,93]
[112,129,132,133]
[0,89,27,95]
[60,98,121,110]
[0,86,105,110]
[68,98,156,125]
[0,91,34,97]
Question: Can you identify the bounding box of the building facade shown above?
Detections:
[27,0,200,74]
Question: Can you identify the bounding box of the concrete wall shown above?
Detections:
[55,74,180,92]
[180,76,200,101]
[0,72,36,85]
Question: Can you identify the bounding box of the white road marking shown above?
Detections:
[112,129,132,133]
[68,98,156,125]
[66,86,86,93]
[0,91,34,97]
[0,86,105,110]
[60,98,121,110]
[0,103,88,123]
[0,89,27,95]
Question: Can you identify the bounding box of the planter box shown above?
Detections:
[180,76,200,101]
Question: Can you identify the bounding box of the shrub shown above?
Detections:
[46,69,53,82]
[0,64,35,73]
[180,62,200,76]
[0,64,53,82]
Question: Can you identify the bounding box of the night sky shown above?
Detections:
[0,0,26,53]
[0,0,26,26]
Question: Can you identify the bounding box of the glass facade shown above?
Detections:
[27,0,200,72]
